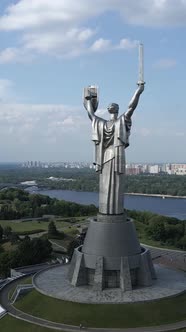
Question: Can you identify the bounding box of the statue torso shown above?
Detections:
[103,120,115,163]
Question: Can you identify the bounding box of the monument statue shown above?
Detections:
[69,44,156,291]
[83,83,144,215]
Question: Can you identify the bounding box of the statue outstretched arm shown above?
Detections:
[125,83,144,119]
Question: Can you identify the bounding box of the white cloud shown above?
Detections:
[3,0,184,62]
[22,28,95,55]
[0,35,138,62]
[1,0,186,32]
[154,58,177,69]
[0,99,185,162]
[90,39,112,52]
[0,47,34,64]
[0,102,85,138]
[0,0,104,31]
[118,0,186,27]
[0,100,93,160]
[0,48,18,63]
[89,37,138,53]
[118,38,138,50]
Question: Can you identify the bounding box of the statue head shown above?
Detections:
[107,103,119,118]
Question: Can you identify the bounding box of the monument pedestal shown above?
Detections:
[69,213,156,291]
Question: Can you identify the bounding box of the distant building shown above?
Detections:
[20,161,186,175]
[171,164,186,175]
[126,167,140,175]
[165,163,172,174]
[149,165,159,174]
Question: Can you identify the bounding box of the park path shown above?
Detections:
[143,244,186,271]
[49,240,67,252]
[0,248,186,332]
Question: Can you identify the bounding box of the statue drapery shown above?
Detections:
[92,114,131,214]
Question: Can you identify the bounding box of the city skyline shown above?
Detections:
[0,1,186,162]
[1,160,186,165]
[20,161,186,176]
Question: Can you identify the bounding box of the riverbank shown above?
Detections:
[127,193,186,199]
[28,186,186,199]
[32,189,186,220]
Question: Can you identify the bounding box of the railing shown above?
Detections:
[10,284,34,304]
[0,274,27,320]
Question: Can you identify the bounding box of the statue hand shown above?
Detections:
[84,90,97,100]
[137,82,145,93]
[84,87,98,112]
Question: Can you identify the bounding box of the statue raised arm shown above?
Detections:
[83,86,99,121]
[124,83,145,120]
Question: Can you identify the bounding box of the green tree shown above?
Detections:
[10,232,19,244]
[0,225,3,240]
[31,238,52,263]
[0,252,12,277]
[177,235,186,250]
[48,221,58,237]
[0,245,4,254]
[146,218,166,242]
[3,226,12,239]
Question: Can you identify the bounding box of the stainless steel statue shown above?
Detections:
[69,44,156,291]
[83,83,144,215]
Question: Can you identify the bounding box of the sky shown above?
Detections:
[0,0,186,163]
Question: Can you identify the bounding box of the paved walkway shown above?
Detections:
[143,244,186,272]
[0,274,186,332]
[50,240,67,252]
[1,244,186,331]
[34,264,186,303]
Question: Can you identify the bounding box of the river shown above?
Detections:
[30,189,186,220]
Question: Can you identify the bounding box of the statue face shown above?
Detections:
[107,103,119,115]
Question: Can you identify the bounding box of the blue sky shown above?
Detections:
[0,0,186,163]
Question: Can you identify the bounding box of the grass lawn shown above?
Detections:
[0,316,185,332]
[0,220,48,232]
[0,218,183,251]
[0,315,60,332]
[15,289,186,328]
[63,226,80,236]
[0,218,87,234]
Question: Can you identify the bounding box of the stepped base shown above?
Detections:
[69,246,156,290]
[69,214,156,291]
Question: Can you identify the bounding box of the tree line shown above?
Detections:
[0,188,98,220]
[0,167,186,196]
[127,210,186,250]
[0,236,52,277]
[36,172,186,196]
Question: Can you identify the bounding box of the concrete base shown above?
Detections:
[69,214,156,290]
[33,264,186,304]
